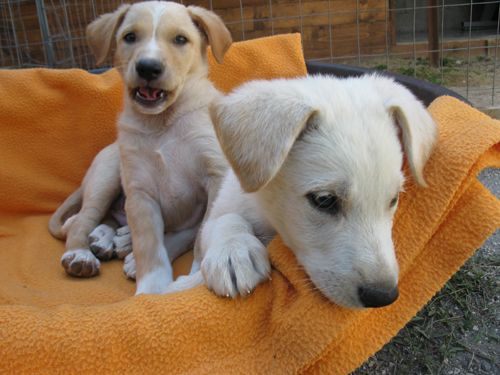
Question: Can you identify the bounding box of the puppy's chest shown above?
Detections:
[122,134,205,201]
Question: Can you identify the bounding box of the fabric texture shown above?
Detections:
[0,33,499,375]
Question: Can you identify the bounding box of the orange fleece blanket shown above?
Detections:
[0,34,499,375]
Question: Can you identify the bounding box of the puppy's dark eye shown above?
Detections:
[307,192,341,215]
[174,35,188,45]
[390,194,399,208]
[123,32,136,43]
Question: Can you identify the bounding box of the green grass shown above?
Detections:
[396,65,443,85]
[374,64,388,71]
[366,56,500,91]
[370,57,463,85]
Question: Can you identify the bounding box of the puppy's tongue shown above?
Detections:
[138,87,162,100]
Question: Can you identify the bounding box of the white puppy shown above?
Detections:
[169,75,437,309]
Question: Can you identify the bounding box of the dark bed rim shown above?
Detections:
[90,61,469,107]
[305,61,469,106]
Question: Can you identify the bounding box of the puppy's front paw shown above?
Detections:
[201,234,270,298]
[123,252,136,280]
[113,225,132,259]
[61,249,100,277]
[89,224,116,260]
[135,267,173,295]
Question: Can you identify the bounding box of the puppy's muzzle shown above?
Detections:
[358,284,399,308]
[136,58,164,81]
[132,58,168,108]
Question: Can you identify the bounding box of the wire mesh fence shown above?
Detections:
[0,0,499,107]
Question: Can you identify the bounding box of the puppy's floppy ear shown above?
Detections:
[188,6,232,64]
[376,77,438,187]
[86,4,130,66]
[210,80,317,192]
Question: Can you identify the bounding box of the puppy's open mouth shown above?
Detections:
[132,87,167,107]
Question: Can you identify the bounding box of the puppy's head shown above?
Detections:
[211,75,437,309]
[86,1,231,115]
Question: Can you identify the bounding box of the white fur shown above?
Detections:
[141,4,165,62]
[61,214,77,237]
[123,225,199,279]
[136,264,173,295]
[168,75,437,309]
[113,225,132,259]
[89,223,116,260]
[53,143,121,277]
[123,252,136,279]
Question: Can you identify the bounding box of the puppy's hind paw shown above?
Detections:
[61,249,100,277]
[89,224,116,261]
[114,225,132,259]
[123,252,136,280]
[201,234,271,298]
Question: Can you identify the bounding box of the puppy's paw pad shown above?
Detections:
[61,249,100,278]
[123,252,136,280]
[114,225,132,259]
[89,224,116,260]
[202,234,270,298]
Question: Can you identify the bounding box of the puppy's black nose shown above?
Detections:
[136,58,164,81]
[358,285,399,308]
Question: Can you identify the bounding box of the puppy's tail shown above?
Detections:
[48,187,83,240]
[165,271,204,294]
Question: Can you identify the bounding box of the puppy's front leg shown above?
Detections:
[126,191,172,295]
[190,173,225,276]
[201,213,271,298]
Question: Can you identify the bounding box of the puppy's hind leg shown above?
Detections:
[61,143,121,277]
[89,190,126,261]
[164,271,204,294]
[48,187,83,240]
[161,225,204,293]
[63,209,119,277]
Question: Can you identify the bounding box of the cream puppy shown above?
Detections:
[50,1,231,295]
[167,75,437,309]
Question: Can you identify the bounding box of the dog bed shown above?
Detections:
[0,34,499,374]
